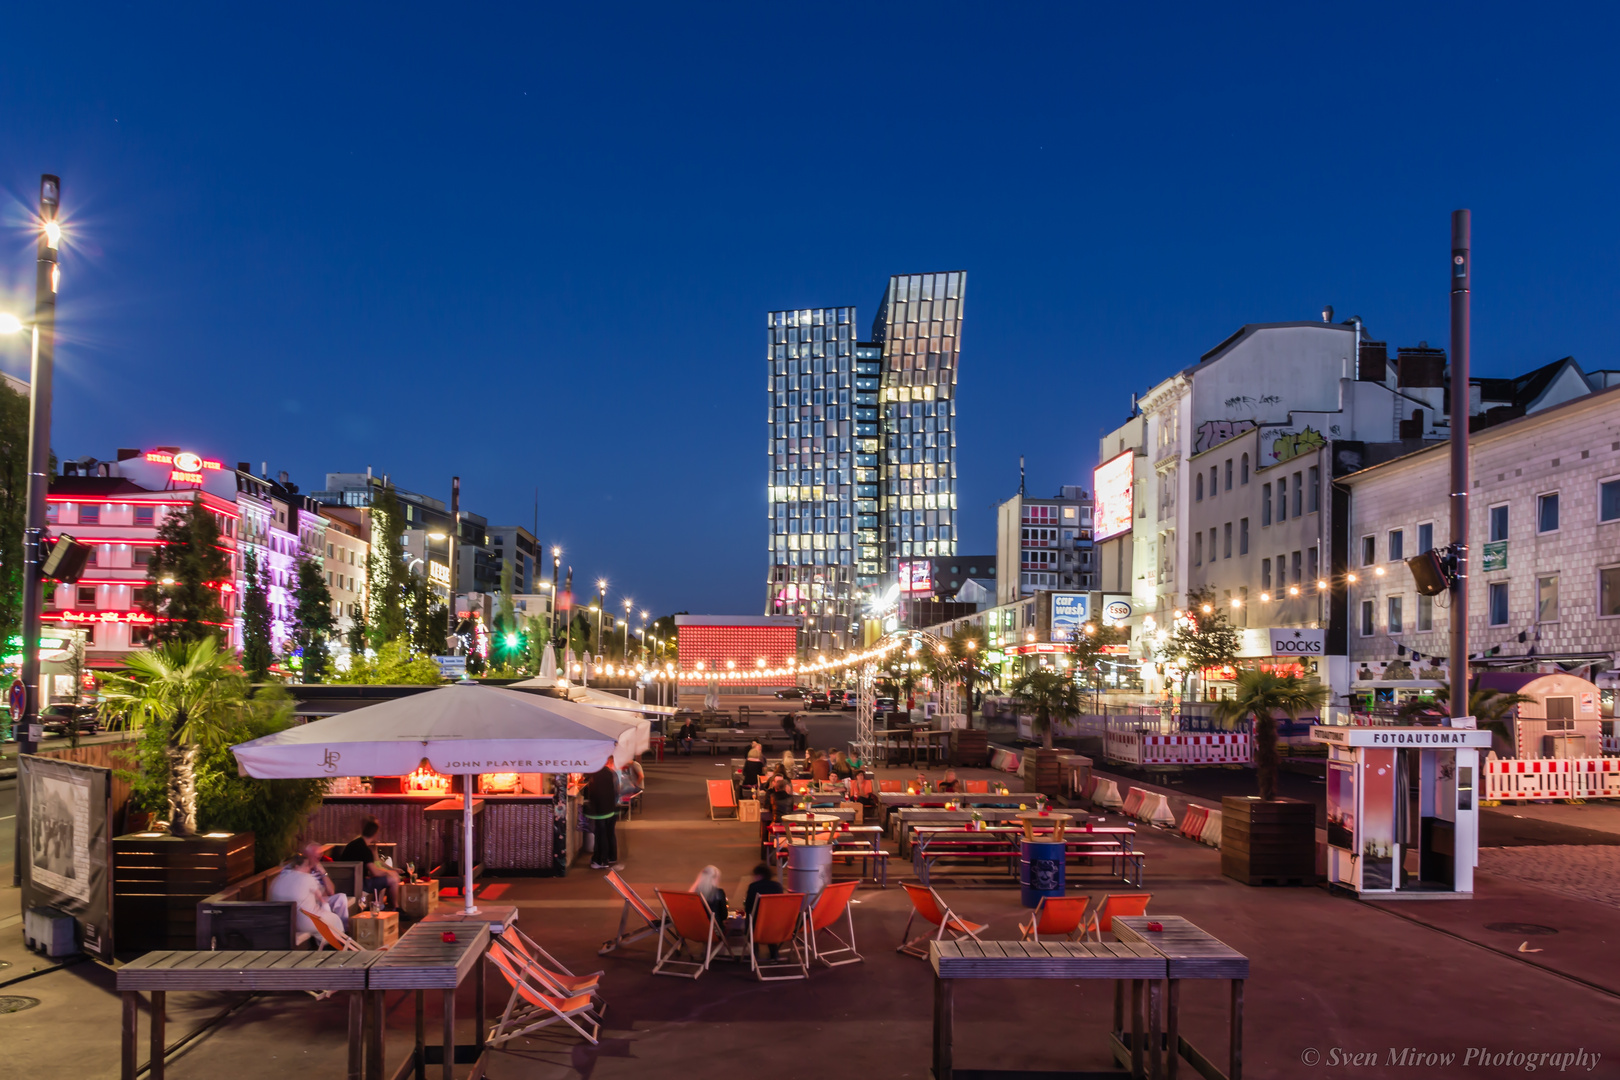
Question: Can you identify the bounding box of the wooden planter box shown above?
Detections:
[113,831,255,952]
[1220,797,1315,886]
[949,729,989,768]
[1021,748,1064,798]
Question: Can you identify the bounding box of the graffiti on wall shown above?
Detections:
[1260,424,1327,465]
[1193,419,1256,455]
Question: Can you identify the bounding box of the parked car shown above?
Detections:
[40,703,99,736]
[774,687,806,700]
[826,689,847,708]
[873,696,900,723]
[805,690,830,711]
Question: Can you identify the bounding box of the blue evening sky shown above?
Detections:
[1,3,1615,617]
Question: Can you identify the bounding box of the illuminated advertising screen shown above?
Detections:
[900,560,933,594]
[1092,450,1135,541]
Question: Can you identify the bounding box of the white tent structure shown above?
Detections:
[231,682,633,914]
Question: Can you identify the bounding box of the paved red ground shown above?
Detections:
[2,750,1616,1079]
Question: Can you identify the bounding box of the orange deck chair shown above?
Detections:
[878,780,904,793]
[1018,895,1090,943]
[707,779,739,820]
[303,909,362,952]
[803,879,862,967]
[963,780,990,794]
[653,889,735,978]
[599,869,673,956]
[500,927,605,1012]
[749,891,808,981]
[1081,892,1152,942]
[486,936,600,1047]
[896,883,987,959]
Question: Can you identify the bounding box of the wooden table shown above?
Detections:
[423,798,483,886]
[1017,810,1076,840]
[369,919,492,1080]
[1114,916,1250,1080]
[780,812,841,842]
[930,939,1167,1079]
[117,949,383,1080]
[877,791,1027,809]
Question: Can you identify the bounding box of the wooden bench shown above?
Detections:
[911,830,1019,885]
[1062,841,1147,887]
[195,860,364,951]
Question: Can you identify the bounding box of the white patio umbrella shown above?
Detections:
[231,682,632,915]
[539,642,558,683]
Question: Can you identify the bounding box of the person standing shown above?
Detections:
[586,756,623,870]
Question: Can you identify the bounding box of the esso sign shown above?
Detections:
[1104,600,1132,621]
[1269,628,1325,655]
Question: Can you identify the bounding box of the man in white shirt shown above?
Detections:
[267,844,350,938]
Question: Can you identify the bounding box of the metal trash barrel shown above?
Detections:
[785,843,832,905]
[1019,838,1066,908]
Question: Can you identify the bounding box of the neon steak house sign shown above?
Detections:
[145,450,223,485]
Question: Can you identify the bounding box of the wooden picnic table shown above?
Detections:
[876,791,1027,809]
[369,919,492,1080]
[930,938,1168,1080]
[1114,916,1250,1080]
[872,726,951,766]
[117,949,384,1080]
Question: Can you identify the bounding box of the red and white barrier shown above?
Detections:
[1485,757,1620,801]
[1175,803,1223,846]
[1091,778,1124,810]
[1200,809,1223,846]
[1122,787,1147,818]
[1104,730,1252,766]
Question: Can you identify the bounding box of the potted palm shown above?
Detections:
[1213,669,1328,885]
[1010,668,1080,796]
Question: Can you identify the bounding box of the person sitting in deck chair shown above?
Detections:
[268,845,348,938]
[744,863,786,960]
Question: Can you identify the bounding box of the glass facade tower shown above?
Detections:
[765,271,967,655]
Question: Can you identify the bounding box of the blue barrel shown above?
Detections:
[1019,839,1066,908]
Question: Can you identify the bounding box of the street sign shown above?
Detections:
[433,655,467,680]
[9,677,26,718]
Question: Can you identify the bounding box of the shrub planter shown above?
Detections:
[1021,748,1064,798]
[113,831,255,951]
[1220,796,1315,886]
[950,728,989,768]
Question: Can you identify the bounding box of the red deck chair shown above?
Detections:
[791,779,811,794]
[1019,896,1089,943]
[803,879,862,967]
[749,892,808,981]
[486,936,600,1047]
[963,780,990,793]
[896,884,987,958]
[654,889,735,978]
[1081,892,1152,942]
[708,779,739,819]
[500,928,605,1011]
[598,869,673,956]
[303,909,362,952]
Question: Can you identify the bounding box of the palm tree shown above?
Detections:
[99,637,247,836]
[1398,686,1529,753]
[1010,667,1082,750]
[1213,669,1329,800]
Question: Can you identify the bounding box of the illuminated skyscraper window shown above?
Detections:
[764,272,966,654]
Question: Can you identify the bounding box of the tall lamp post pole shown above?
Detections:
[622,598,632,663]
[595,578,607,656]
[1449,211,1471,718]
[550,546,561,645]
[14,175,60,884]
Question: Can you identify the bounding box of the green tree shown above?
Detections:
[1213,669,1329,800]
[407,573,432,654]
[1010,667,1082,750]
[1069,623,1128,712]
[346,607,369,657]
[98,637,247,836]
[137,496,231,645]
[240,550,274,681]
[1167,588,1242,701]
[0,379,29,650]
[291,557,335,683]
[333,639,443,685]
[366,485,409,647]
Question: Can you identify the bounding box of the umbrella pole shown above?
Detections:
[462,781,478,915]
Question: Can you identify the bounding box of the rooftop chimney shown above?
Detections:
[261,461,268,478]
[278,470,290,485]
[1322,305,1334,323]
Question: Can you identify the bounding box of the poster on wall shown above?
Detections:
[18,755,113,960]
[1359,748,1397,890]
[1092,451,1134,541]
[900,560,933,594]
[1049,593,1089,642]
[1326,762,1355,851]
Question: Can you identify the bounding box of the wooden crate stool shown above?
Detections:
[352,910,399,950]
[399,879,440,919]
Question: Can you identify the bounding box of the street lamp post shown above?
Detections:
[12,175,60,884]
[595,578,607,656]
[550,546,561,645]
[622,597,632,663]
